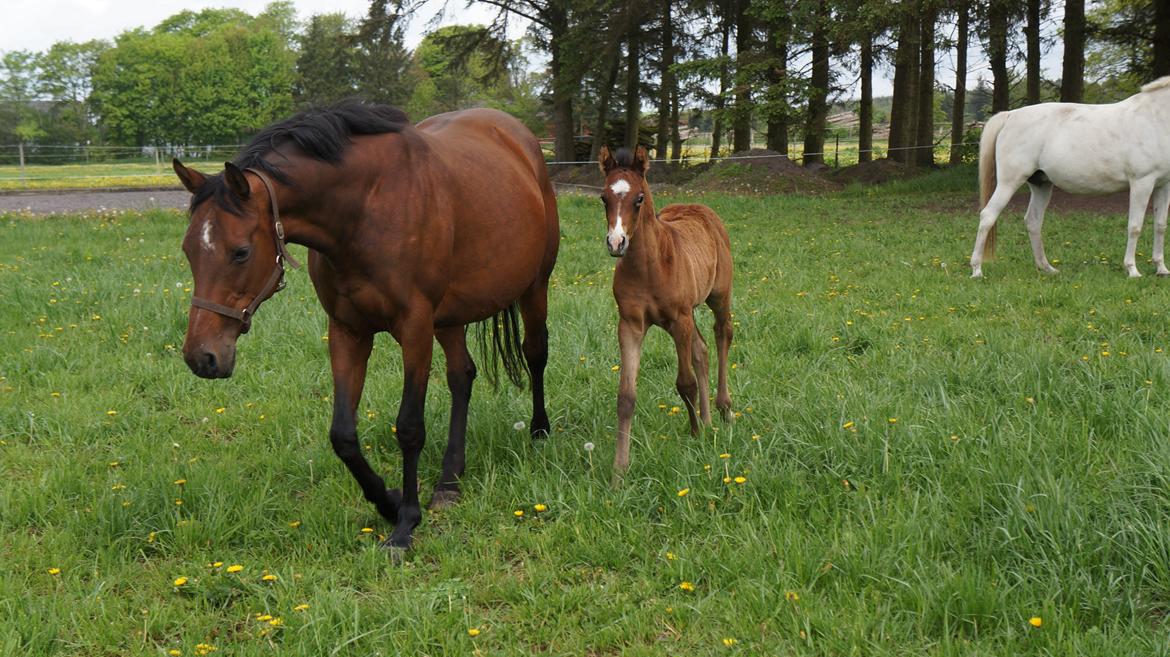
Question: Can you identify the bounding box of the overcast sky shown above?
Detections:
[2,0,1066,102]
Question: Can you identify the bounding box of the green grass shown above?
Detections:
[3,173,1170,655]
[0,161,183,191]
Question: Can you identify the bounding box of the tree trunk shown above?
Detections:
[988,0,1010,112]
[710,19,731,159]
[656,0,673,159]
[802,0,830,166]
[1026,0,1041,104]
[732,0,753,152]
[624,29,641,150]
[670,86,682,160]
[765,14,791,154]
[1155,0,1170,77]
[590,41,623,162]
[549,31,576,162]
[949,0,969,165]
[915,8,937,168]
[859,36,873,163]
[1061,0,1085,102]
[889,9,919,164]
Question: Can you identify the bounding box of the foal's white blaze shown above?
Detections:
[200,219,216,253]
[609,179,631,196]
[607,178,632,252]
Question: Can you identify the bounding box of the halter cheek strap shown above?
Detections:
[189,168,301,335]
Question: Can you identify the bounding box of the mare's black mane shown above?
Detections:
[190,100,410,213]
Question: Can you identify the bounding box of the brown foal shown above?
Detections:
[599,146,734,475]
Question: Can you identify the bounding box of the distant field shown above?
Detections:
[3,171,1169,655]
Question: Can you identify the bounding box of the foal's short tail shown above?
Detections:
[474,304,527,388]
[979,112,1009,259]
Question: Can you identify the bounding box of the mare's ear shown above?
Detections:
[223,162,251,200]
[634,145,650,174]
[599,145,617,175]
[173,159,206,194]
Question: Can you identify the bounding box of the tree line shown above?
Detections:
[0,0,1167,167]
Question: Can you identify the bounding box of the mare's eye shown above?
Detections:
[231,245,252,264]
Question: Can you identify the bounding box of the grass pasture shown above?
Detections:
[4,171,1170,655]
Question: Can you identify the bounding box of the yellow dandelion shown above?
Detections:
[106,410,118,416]
[679,581,695,592]
[288,520,302,528]
[360,527,374,534]
[610,365,620,372]
[294,604,310,612]
[210,561,223,568]
[722,638,738,647]
[111,483,126,490]
[193,644,216,656]
[147,531,156,543]
[785,590,800,601]
[1029,616,1043,628]
[226,564,243,573]
[722,476,732,484]
[887,417,897,424]
[261,574,278,582]
[734,476,747,484]
[173,478,187,486]
[666,552,677,561]
[268,617,283,627]
[468,628,481,637]
[534,503,547,512]
[174,499,183,506]
[47,567,61,575]
[513,509,524,517]
[168,650,182,657]
[173,576,188,586]
[256,614,273,622]
[751,434,760,441]
[215,407,225,414]
[677,488,690,497]
[842,420,855,430]
[719,453,731,459]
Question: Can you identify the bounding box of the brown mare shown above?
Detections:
[599,146,733,475]
[173,101,559,550]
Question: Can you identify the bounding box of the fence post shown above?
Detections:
[18,142,25,184]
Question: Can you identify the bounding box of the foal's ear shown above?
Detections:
[634,145,650,174]
[223,162,251,200]
[599,145,617,175]
[173,159,206,194]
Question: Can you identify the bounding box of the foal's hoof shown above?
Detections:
[427,488,461,510]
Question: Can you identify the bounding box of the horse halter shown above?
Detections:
[189,168,302,334]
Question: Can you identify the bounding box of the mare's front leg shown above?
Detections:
[386,313,435,550]
[1151,184,1170,276]
[327,320,400,523]
[668,312,701,436]
[614,315,646,480]
[429,327,476,510]
[1124,177,1157,278]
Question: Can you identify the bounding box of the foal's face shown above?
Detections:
[174,160,280,379]
[600,171,645,257]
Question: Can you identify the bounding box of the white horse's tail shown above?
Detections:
[979,112,1009,259]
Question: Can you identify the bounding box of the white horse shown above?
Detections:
[970,77,1170,278]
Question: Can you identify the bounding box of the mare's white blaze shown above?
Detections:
[610,179,631,196]
[200,219,215,253]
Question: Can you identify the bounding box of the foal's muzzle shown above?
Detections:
[607,234,628,257]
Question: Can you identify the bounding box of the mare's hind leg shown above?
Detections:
[689,321,712,426]
[519,283,551,438]
[1124,177,1158,278]
[327,320,400,524]
[971,179,1024,278]
[668,312,701,436]
[429,327,476,510]
[708,295,733,422]
[1024,181,1057,273]
[1151,184,1170,276]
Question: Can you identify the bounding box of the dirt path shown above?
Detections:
[0,188,190,214]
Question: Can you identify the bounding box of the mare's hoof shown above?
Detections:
[428,488,461,510]
[378,541,408,563]
[1158,270,1170,277]
[530,416,551,439]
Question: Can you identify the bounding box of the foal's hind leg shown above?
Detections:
[429,327,477,511]
[690,322,712,426]
[1024,182,1057,273]
[519,282,551,438]
[1124,177,1158,278]
[1151,184,1170,276]
[709,296,733,422]
[668,312,701,436]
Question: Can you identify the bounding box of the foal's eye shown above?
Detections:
[231,245,252,264]
[635,193,645,206]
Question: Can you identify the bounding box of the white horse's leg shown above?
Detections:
[1124,177,1157,278]
[1151,184,1170,276]
[971,183,1020,278]
[1024,182,1057,273]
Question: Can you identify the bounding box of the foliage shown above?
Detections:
[295,13,359,106]
[4,174,1170,655]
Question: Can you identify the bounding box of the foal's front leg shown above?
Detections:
[386,314,435,550]
[614,316,646,479]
